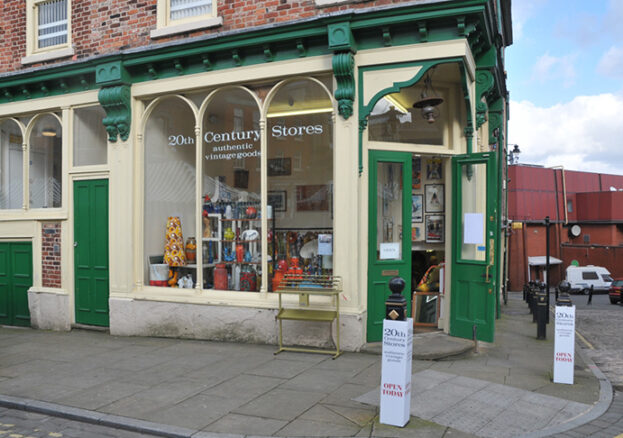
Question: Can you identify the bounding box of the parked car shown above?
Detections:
[565,265,613,295]
[609,279,623,304]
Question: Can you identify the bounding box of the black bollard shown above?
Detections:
[587,284,593,305]
[556,280,573,307]
[536,289,547,339]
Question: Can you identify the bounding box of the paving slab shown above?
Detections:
[204,413,288,436]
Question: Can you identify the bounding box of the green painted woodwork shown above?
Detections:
[475,69,494,129]
[487,97,504,144]
[332,52,355,120]
[328,22,356,52]
[367,150,412,342]
[98,85,132,142]
[95,61,131,85]
[450,152,497,342]
[74,179,110,327]
[0,242,33,327]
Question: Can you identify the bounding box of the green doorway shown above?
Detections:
[74,179,110,326]
[367,150,412,342]
[450,153,497,342]
[0,242,33,327]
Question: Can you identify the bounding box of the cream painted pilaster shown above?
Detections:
[108,100,137,295]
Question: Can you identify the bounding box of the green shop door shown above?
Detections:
[450,153,498,342]
[367,151,412,342]
[0,242,33,327]
[74,179,109,326]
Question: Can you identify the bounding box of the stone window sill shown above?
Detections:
[21,47,74,65]
[150,16,223,39]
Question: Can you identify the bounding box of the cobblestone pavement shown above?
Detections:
[549,292,623,438]
[0,406,157,438]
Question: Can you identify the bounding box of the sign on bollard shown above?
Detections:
[380,318,413,427]
[553,305,575,384]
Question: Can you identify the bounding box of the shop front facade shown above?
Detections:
[0,0,511,349]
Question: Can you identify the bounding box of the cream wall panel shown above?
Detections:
[358,40,475,79]
[0,91,99,118]
[362,66,423,106]
[132,56,334,97]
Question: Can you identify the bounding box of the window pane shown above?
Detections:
[460,163,486,261]
[0,120,23,209]
[29,114,62,209]
[73,106,107,166]
[267,79,334,283]
[376,161,403,260]
[38,0,67,48]
[144,97,196,286]
[170,0,212,21]
[202,88,261,292]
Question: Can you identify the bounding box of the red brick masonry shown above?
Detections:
[42,223,61,288]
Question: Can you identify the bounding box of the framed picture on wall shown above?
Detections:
[426,158,443,180]
[411,225,423,242]
[268,190,287,212]
[426,215,444,243]
[425,184,444,213]
[412,157,422,189]
[411,194,423,223]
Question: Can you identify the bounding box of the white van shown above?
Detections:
[565,265,613,294]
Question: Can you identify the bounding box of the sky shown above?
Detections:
[506,0,623,175]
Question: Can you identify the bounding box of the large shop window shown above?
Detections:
[267,79,334,285]
[201,88,262,292]
[144,97,196,286]
[0,120,24,209]
[29,114,62,209]
[143,77,335,293]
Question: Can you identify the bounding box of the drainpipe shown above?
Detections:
[550,166,567,280]
[550,166,568,225]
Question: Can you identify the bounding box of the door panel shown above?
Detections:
[450,153,496,342]
[74,179,109,326]
[0,246,9,322]
[11,243,33,326]
[367,151,412,342]
[0,242,32,326]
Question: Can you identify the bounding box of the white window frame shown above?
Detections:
[151,0,222,39]
[23,0,73,65]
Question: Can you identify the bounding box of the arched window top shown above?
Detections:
[266,77,333,119]
[141,94,198,134]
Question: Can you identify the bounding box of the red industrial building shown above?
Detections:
[507,164,623,291]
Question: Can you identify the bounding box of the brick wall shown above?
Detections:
[0,0,424,73]
[42,223,62,288]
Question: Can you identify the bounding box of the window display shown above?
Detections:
[144,96,196,285]
[202,88,262,291]
[267,78,334,285]
[142,76,334,293]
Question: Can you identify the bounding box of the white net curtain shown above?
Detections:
[170,0,212,21]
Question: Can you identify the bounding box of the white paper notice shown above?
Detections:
[553,305,575,385]
[317,234,333,255]
[380,242,401,260]
[380,319,413,427]
[464,213,484,245]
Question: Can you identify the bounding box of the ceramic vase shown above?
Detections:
[164,216,186,266]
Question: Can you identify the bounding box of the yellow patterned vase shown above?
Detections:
[164,216,186,266]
